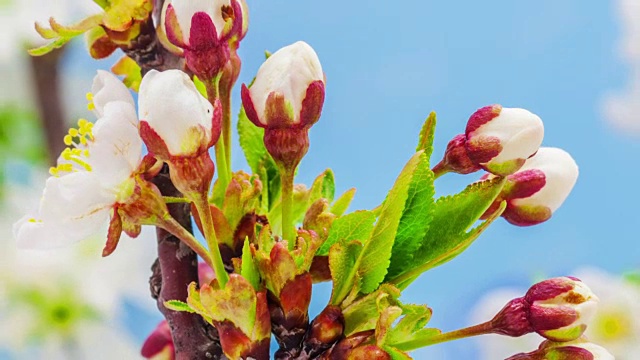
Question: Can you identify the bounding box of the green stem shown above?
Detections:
[206,79,231,202]
[431,161,449,179]
[192,195,229,288]
[281,167,296,249]
[159,216,217,273]
[394,322,493,351]
[220,86,232,174]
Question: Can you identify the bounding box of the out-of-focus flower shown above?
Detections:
[141,321,175,360]
[465,105,544,176]
[472,268,640,359]
[483,147,579,226]
[0,172,157,359]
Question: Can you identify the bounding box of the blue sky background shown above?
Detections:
[4,0,639,358]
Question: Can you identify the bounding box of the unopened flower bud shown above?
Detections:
[490,277,598,342]
[141,321,175,360]
[507,339,614,360]
[465,105,544,176]
[241,41,325,170]
[139,69,221,197]
[488,147,578,226]
[433,133,481,176]
[164,0,244,79]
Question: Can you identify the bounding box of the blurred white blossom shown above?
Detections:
[0,168,156,359]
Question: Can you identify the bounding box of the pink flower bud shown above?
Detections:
[500,147,578,226]
[141,321,175,360]
[490,277,598,342]
[241,41,325,170]
[507,339,614,360]
[163,0,245,79]
[465,105,544,176]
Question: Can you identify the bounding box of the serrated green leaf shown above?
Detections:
[241,238,260,290]
[386,152,434,279]
[341,284,401,336]
[330,188,356,216]
[388,177,506,287]
[317,210,375,256]
[329,241,363,305]
[164,300,195,313]
[417,112,437,160]
[358,152,425,294]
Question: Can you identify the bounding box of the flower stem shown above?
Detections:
[205,79,231,203]
[281,167,296,249]
[163,196,190,203]
[394,321,493,351]
[192,195,229,288]
[220,85,232,174]
[431,161,449,179]
[159,216,216,272]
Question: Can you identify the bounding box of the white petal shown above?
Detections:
[90,101,142,189]
[171,0,230,42]
[139,69,213,155]
[91,70,135,118]
[512,147,579,212]
[250,41,324,124]
[481,108,544,165]
[15,173,114,248]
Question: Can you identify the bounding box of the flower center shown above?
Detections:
[49,119,94,176]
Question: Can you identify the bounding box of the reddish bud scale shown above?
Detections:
[320,331,374,360]
[300,305,345,358]
[271,273,313,357]
[465,105,504,165]
[490,297,533,337]
[433,134,481,175]
[346,345,392,360]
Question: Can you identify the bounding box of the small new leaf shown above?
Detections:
[241,238,260,290]
[416,112,437,159]
[330,188,356,217]
[164,300,195,313]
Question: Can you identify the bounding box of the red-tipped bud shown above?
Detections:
[163,0,245,79]
[483,147,579,226]
[141,321,175,360]
[465,105,544,176]
[490,277,598,342]
[507,339,614,360]
[241,41,325,170]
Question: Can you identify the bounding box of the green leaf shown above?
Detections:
[388,177,506,287]
[317,210,376,256]
[330,188,356,216]
[358,152,426,294]
[416,112,437,160]
[341,284,401,336]
[386,152,434,279]
[238,106,271,174]
[164,300,195,313]
[329,241,363,305]
[383,346,413,360]
[385,304,433,346]
[241,238,260,290]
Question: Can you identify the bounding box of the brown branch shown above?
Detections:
[150,166,222,360]
[29,48,66,165]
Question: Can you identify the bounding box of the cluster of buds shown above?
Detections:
[489,277,598,341]
[434,104,578,226]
